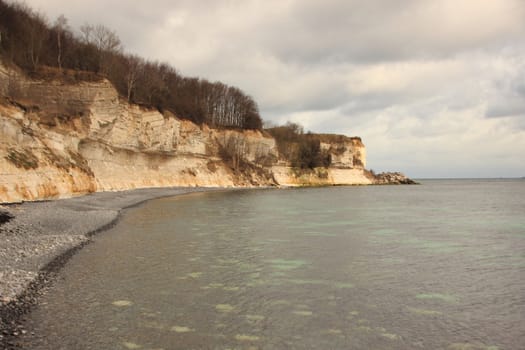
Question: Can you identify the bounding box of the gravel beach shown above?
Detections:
[0,187,219,348]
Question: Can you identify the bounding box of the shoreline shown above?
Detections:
[0,186,225,349]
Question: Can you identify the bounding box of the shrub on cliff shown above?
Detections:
[266,122,332,169]
[293,137,331,169]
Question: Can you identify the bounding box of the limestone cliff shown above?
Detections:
[270,136,371,187]
[0,63,378,203]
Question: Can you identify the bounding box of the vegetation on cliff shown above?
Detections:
[0,1,408,190]
[266,122,338,169]
[0,0,262,130]
[0,1,359,174]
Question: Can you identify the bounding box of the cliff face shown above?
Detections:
[0,63,373,203]
[271,137,371,187]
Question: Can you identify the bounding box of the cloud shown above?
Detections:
[19,0,525,177]
[257,0,525,63]
[331,105,525,178]
[485,55,525,119]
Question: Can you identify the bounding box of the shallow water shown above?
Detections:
[20,180,525,349]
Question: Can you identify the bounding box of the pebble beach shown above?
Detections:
[0,187,218,348]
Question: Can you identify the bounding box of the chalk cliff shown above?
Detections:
[271,137,372,187]
[0,63,379,203]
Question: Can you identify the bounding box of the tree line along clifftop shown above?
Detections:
[0,0,262,130]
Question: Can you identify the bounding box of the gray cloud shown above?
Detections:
[256,0,525,63]
[486,62,525,119]
[21,0,525,177]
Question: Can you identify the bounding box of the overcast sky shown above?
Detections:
[22,0,525,178]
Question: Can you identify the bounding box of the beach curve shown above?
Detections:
[0,186,223,349]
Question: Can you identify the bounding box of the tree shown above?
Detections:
[53,15,68,69]
[25,8,48,70]
[79,24,121,74]
[267,122,331,169]
[136,61,165,106]
[219,134,248,170]
[124,54,144,102]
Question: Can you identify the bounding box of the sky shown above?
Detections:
[20,0,525,178]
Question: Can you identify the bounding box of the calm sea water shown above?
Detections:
[20,180,525,350]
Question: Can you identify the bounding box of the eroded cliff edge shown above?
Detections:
[0,63,409,203]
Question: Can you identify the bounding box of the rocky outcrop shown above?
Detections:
[0,209,13,225]
[271,166,372,186]
[0,62,409,203]
[374,172,418,185]
[319,136,366,169]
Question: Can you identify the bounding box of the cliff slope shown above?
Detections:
[0,63,380,203]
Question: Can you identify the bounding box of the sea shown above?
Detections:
[19,179,525,350]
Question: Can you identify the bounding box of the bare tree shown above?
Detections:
[220,134,248,170]
[78,24,121,74]
[125,54,144,102]
[92,25,121,53]
[53,14,68,69]
[79,23,93,43]
[146,62,165,104]
[27,10,48,70]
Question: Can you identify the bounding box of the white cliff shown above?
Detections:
[0,63,376,203]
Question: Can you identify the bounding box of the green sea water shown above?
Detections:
[20,179,525,349]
